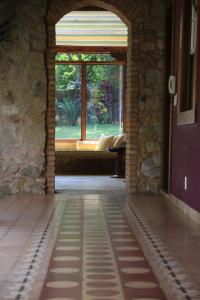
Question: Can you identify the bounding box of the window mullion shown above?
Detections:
[81,63,86,140]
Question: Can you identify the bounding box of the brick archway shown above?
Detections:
[46,0,166,195]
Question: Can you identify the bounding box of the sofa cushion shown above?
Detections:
[55,141,77,151]
[76,140,97,151]
[113,134,126,147]
[95,135,115,151]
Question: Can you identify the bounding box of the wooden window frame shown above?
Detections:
[177,0,199,125]
[55,45,127,55]
[55,54,126,142]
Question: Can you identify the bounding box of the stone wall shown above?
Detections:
[0,0,47,196]
[137,2,166,192]
[0,0,166,196]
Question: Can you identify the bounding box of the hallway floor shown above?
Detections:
[55,175,126,193]
[0,176,199,300]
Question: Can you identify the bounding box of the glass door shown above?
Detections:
[86,64,124,139]
[55,60,125,141]
[55,64,82,139]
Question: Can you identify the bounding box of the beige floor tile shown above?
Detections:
[0,176,199,299]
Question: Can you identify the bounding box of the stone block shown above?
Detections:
[141,157,160,178]
[22,165,41,178]
[146,141,160,153]
[0,184,11,197]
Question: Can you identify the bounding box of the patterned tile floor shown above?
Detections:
[1,177,200,300]
[39,196,166,300]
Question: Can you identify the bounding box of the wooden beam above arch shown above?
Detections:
[55,45,127,54]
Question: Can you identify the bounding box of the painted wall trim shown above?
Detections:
[169,194,200,224]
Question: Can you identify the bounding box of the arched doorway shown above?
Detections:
[46,0,166,195]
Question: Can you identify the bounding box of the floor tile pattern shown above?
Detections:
[1,177,200,300]
[125,200,200,300]
[2,199,66,300]
[39,196,166,300]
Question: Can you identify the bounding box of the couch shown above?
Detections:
[55,134,125,175]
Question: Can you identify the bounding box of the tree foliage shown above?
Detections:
[55,54,122,127]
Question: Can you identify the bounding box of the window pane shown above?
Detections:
[56,53,116,61]
[55,64,82,139]
[86,64,124,139]
[180,0,196,112]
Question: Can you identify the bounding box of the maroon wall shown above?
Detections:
[171,0,200,212]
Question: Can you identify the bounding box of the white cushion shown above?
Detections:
[113,134,126,147]
[95,135,115,151]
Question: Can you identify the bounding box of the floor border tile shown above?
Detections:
[125,199,200,300]
[3,201,66,300]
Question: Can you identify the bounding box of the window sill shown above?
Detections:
[55,139,98,142]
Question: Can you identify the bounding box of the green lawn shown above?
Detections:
[56,124,122,139]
